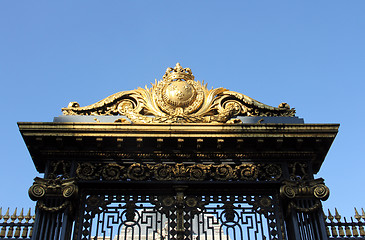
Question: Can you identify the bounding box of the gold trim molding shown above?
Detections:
[62,63,295,123]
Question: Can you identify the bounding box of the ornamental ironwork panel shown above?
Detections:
[187,195,283,240]
[77,195,167,240]
[75,190,285,240]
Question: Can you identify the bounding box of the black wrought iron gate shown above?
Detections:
[75,185,285,240]
[18,64,340,240]
[25,159,333,240]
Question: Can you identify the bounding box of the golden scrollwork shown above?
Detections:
[75,163,98,180]
[280,179,329,213]
[101,163,125,181]
[127,163,150,181]
[62,63,295,123]
[280,178,330,201]
[28,177,78,201]
[37,200,71,213]
[76,162,282,182]
[236,163,259,180]
[28,177,78,213]
[287,201,322,213]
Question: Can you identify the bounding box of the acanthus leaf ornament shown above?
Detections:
[62,63,295,123]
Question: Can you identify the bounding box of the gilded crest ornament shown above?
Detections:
[62,63,295,123]
[154,64,204,116]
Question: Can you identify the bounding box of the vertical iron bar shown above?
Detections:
[300,200,310,240]
[54,210,63,240]
[37,208,47,239]
[308,200,320,240]
[74,194,85,240]
[60,207,70,240]
[49,200,57,240]
[286,206,301,240]
[95,209,101,238]
[316,206,329,240]
[43,199,53,240]
[303,200,315,239]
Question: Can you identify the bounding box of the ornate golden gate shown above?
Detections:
[18,63,339,240]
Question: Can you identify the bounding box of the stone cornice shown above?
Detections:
[18,122,339,174]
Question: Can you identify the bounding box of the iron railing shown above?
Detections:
[1,207,365,240]
[324,208,365,239]
[0,208,35,240]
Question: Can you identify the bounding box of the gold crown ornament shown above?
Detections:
[163,63,195,81]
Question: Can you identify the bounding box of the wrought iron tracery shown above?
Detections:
[76,191,285,240]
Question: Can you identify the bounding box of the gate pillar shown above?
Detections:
[280,178,330,239]
[27,162,78,239]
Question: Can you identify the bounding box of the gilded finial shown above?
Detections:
[335,208,341,222]
[24,208,32,223]
[355,208,361,222]
[18,209,24,222]
[11,208,17,223]
[328,209,334,223]
[278,102,290,109]
[175,62,183,71]
[3,208,10,222]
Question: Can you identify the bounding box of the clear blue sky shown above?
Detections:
[1,1,364,218]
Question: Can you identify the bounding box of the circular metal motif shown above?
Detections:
[313,184,330,200]
[156,79,204,115]
[117,99,136,115]
[62,185,77,198]
[29,184,45,200]
[162,196,175,207]
[163,80,196,107]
